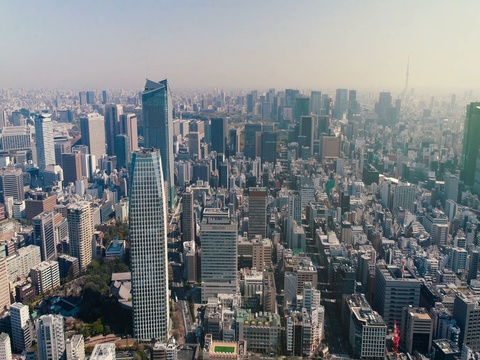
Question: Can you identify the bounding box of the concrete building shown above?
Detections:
[320,135,341,160]
[66,335,85,360]
[129,149,169,341]
[0,167,24,202]
[373,261,421,328]
[251,237,272,271]
[6,245,41,282]
[248,187,267,240]
[30,260,60,295]
[10,303,32,353]
[453,294,480,351]
[236,309,281,354]
[345,294,387,360]
[0,333,12,360]
[400,306,433,355]
[89,344,115,360]
[36,315,65,360]
[201,208,238,302]
[67,201,94,272]
[0,258,10,312]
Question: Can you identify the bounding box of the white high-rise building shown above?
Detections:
[10,303,32,353]
[79,113,106,164]
[35,112,56,171]
[129,149,169,341]
[67,202,94,272]
[0,333,12,360]
[65,335,85,360]
[201,208,238,302]
[36,315,65,360]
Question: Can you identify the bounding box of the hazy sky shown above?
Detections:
[1,1,479,91]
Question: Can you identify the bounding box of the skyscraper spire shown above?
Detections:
[403,56,410,97]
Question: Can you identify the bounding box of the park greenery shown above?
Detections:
[77,258,132,336]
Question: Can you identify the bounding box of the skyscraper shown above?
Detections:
[119,113,139,151]
[333,89,348,120]
[142,79,175,208]
[181,187,195,243]
[310,91,322,115]
[36,315,66,360]
[293,96,310,123]
[210,117,227,155]
[244,124,262,160]
[33,211,56,261]
[62,152,83,186]
[129,149,169,341]
[261,131,277,164]
[300,116,314,154]
[248,187,267,240]
[80,113,106,163]
[201,208,237,302]
[78,92,86,106]
[114,134,131,170]
[35,113,56,171]
[462,103,480,187]
[104,104,123,156]
[67,202,94,272]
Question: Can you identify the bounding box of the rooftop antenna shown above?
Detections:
[403,56,410,98]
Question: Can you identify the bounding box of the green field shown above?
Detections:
[214,346,235,353]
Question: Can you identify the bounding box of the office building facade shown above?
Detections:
[142,79,175,208]
[80,113,106,165]
[462,103,480,186]
[129,149,169,341]
[36,315,66,360]
[35,112,56,171]
[201,208,238,302]
[67,202,94,272]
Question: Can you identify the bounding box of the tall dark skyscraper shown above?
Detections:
[129,149,169,341]
[86,91,96,105]
[261,131,277,164]
[310,90,322,115]
[462,102,480,187]
[293,96,310,123]
[210,117,227,155]
[300,116,314,154]
[244,124,262,160]
[228,128,238,157]
[142,79,175,208]
[101,90,107,104]
[115,134,131,170]
[375,92,393,123]
[104,104,123,156]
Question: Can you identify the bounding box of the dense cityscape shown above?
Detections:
[0,78,478,360]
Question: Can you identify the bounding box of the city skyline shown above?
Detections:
[1,1,480,91]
